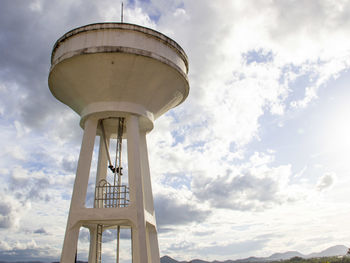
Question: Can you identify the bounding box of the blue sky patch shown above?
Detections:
[243,49,274,64]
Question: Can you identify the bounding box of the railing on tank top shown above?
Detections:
[94,179,129,208]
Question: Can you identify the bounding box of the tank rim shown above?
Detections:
[50,22,189,73]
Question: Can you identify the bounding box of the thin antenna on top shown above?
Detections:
[121,1,124,23]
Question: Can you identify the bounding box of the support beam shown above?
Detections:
[89,133,109,262]
[146,223,160,263]
[88,225,97,263]
[139,131,155,215]
[127,115,149,263]
[94,134,110,209]
[61,117,98,263]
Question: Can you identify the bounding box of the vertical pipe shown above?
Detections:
[116,225,121,263]
[96,132,109,185]
[116,118,123,263]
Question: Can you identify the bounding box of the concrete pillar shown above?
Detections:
[127,115,149,263]
[140,132,160,263]
[94,133,110,209]
[88,133,109,262]
[139,131,155,215]
[96,133,109,186]
[146,223,160,263]
[60,116,98,263]
[88,225,98,263]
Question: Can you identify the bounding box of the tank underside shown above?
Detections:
[49,52,188,121]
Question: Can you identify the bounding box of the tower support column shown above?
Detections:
[60,116,98,263]
[146,223,160,263]
[140,131,160,263]
[127,114,149,263]
[88,225,98,263]
[88,133,109,263]
[127,114,160,263]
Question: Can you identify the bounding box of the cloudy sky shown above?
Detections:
[1,0,350,262]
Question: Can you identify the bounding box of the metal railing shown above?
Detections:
[94,179,129,208]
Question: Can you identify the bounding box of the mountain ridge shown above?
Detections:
[161,245,349,263]
[0,245,346,263]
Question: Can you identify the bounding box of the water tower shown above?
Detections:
[48,23,189,263]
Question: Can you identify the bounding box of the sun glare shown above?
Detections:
[322,100,350,157]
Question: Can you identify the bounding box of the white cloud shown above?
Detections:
[29,0,43,12]
[317,172,336,191]
[191,153,294,211]
[14,120,30,138]
[154,189,210,227]
[4,145,26,161]
[0,192,29,230]
[0,241,11,251]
